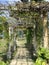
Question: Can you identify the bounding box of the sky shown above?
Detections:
[46,0,49,1]
[0,0,20,4]
[0,0,49,4]
[0,0,20,2]
[0,0,20,1]
[0,0,49,3]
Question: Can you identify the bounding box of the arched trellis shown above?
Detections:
[8,1,49,49]
[6,17,17,59]
[3,1,49,59]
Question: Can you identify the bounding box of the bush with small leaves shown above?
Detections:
[35,57,47,65]
[37,47,49,60]
[0,61,6,65]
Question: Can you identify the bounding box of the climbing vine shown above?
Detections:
[35,15,43,47]
[11,9,43,47]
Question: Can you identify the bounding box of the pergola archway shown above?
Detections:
[9,1,49,48]
[7,17,26,42]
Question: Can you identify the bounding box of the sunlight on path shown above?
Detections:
[10,39,33,65]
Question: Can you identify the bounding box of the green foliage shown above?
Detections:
[37,47,49,60]
[35,57,46,65]
[0,61,6,65]
[0,16,6,23]
[35,17,43,46]
[26,28,33,44]
[37,47,46,57]
[45,49,49,59]
[35,48,49,65]
[4,22,9,39]
[18,11,43,47]
[0,16,7,32]
[0,25,3,33]
[0,61,9,65]
[0,16,9,39]
[0,39,8,54]
[10,2,43,47]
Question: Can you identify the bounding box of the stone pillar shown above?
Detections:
[43,16,48,48]
[9,26,13,40]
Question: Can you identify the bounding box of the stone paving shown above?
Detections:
[10,40,33,65]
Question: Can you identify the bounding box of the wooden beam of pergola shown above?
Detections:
[11,2,49,12]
